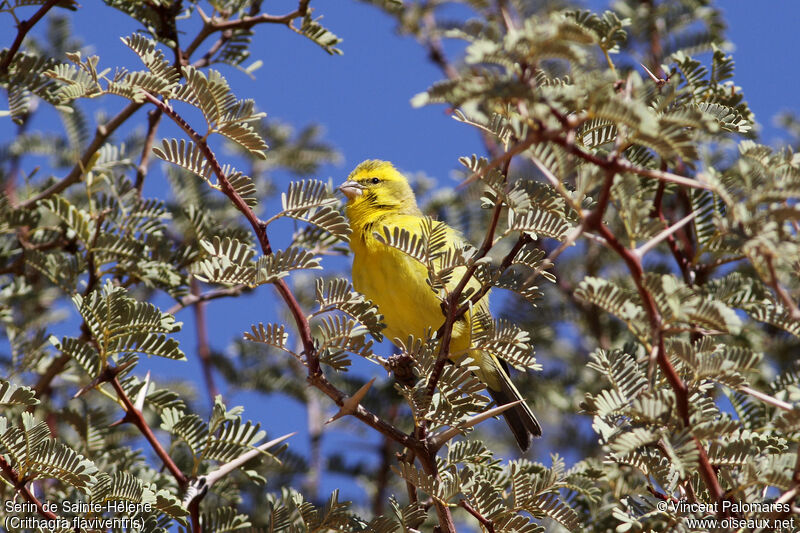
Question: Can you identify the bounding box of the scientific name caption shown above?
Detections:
[656,500,796,530]
[4,499,152,530]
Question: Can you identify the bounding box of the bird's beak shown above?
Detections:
[338,180,364,200]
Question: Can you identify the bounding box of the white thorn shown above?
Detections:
[203,432,296,489]
[326,378,375,424]
[429,401,522,450]
[634,211,697,260]
[134,371,151,412]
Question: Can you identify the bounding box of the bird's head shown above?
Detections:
[339,160,420,226]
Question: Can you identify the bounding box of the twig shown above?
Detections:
[0,0,63,74]
[523,224,583,286]
[110,377,188,487]
[449,232,533,329]
[543,128,711,191]
[765,254,800,321]
[18,102,144,208]
[416,451,457,533]
[135,108,163,195]
[651,180,693,283]
[167,285,247,315]
[191,278,220,405]
[0,455,59,520]
[425,157,511,398]
[634,210,697,259]
[459,498,496,533]
[184,1,310,61]
[144,90,420,451]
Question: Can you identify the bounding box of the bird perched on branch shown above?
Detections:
[339,159,541,450]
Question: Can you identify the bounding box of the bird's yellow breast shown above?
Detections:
[350,215,473,355]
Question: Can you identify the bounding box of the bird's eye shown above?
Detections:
[370,177,380,184]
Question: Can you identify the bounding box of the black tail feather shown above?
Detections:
[487,386,542,451]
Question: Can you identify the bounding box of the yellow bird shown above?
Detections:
[339,160,541,450]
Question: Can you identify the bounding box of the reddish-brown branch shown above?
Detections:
[110,377,188,487]
[417,449,456,533]
[18,102,144,208]
[0,0,64,74]
[425,157,511,399]
[135,108,163,195]
[450,232,532,328]
[536,111,711,192]
[765,254,800,321]
[0,455,59,520]
[183,0,310,61]
[188,499,202,533]
[584,170,724,509]
[167,285,247,315]
[191,278,220,405]
[459,498,496,532]
[144,91,419,453]
[651,180,692,284]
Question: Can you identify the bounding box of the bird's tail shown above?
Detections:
[485,357,542,451]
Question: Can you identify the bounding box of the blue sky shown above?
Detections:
[4,0,800,509]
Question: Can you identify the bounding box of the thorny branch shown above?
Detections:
[138,90,468,525]
[138,88,475,529]
[0,0,65,74]
[579,166,726,513]
[425,157,511,399]
[167,284,248,315]
[135,108,163,195]
[460,498,496,533]
[17,101,144,208]
[0,455,60,521]
[184,1,311,63]
[109,376,188,488]
[191,278,220,405]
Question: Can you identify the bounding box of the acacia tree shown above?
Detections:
[2,1,800,532]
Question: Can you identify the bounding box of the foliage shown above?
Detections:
[1,0,799,532]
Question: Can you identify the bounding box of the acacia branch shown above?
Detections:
[0,455,59,520]
[425,157,511,399]
[167,284,248,315]
[135,108,163,195]
[584,168,725,510]
[144,92,420,455]
[138,88,473,528]
[190,278,220,405]
[109,376,188,488]
[184,1,310,62]
[18,101,144,208]
[449,231,533,324]
[0,0,64,74]
[542,128,711,191]
[460,498,496,533]
[651,180,693,283]
[416,450,456,533]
